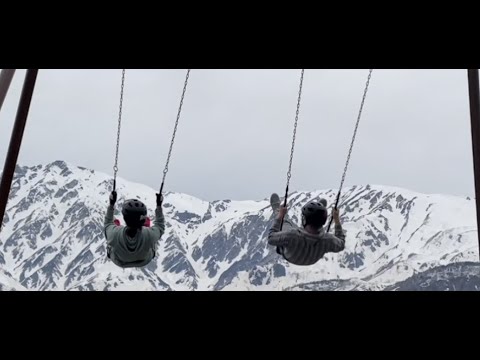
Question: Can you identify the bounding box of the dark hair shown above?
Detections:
[123,214,146,229]
[122,199,147,236]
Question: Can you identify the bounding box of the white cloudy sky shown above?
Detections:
[0,69,474,201]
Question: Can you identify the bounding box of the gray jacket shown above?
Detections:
[268,218,346,266]
[104,205,165,268]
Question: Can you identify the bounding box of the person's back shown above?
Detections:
[104,191,165,268]
[271,226,345,266]
[267,194,346,266]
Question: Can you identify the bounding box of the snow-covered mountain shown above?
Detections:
[0,161,478,291]
[384,262,480,291]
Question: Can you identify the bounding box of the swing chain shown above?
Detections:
[280,69,305,231]
[113,69,126,190]
[336,69,373,197]
[161,69,191,190]
[286,69,305,189]
[326,69,373,232]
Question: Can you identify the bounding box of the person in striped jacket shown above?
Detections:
[267,193,346,266]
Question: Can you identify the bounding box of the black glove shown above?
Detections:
[109,191,117,206]
[156,193,164,207]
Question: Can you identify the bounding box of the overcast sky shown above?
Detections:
[0,69,475,201]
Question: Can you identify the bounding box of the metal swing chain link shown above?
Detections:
[113,69,126,190]
[160,69,191,192]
